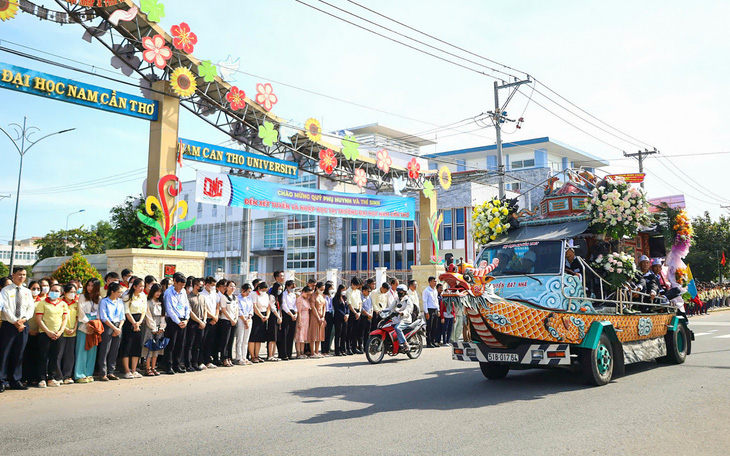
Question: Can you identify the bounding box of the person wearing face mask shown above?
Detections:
[75,278,101,383]
[34,284,69,388]
[322,282,335,356]
[121,278,146,379]
[278,280,297,361]
[59,284,79,384]
[21,281,42,387]
[97,282,124,381]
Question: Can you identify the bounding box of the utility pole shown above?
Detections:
[492,78,532,198]
[623,148,659,189]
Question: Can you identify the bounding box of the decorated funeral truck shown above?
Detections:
[443,170,694,386]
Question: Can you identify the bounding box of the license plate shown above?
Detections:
[487,352,519,362]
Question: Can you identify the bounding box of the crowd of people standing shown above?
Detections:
[0,267,470,393]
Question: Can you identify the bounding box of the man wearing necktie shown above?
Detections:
[0,267,34,391]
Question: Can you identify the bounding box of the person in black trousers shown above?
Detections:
[161,273,190,374]
[200,276,219,368]
[322,282,335,355]
[332,285,349,356]
[346,278,363,355]
[278,280,297,361]
[184,278,207,371]
[0,267,35,391]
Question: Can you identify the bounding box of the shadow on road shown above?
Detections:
[291,366,592,424]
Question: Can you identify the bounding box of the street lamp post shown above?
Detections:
[0,117,75,271]
[65,209,86,256]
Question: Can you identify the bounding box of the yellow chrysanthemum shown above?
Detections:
[304,118,322,142]
[438,166,452,190]
[169,67,197,98]
[0,0,19,21]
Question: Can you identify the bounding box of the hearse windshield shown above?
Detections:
[477,240,563,276]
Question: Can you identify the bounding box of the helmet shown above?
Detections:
[396,284,408,292]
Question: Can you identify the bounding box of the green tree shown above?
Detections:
[35,222,114,261]
[0,262,8,278]
[685,212,730,282]
[53,252,103,283]
[109,195,158,249]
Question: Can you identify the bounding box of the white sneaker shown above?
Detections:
[123,372,134,379]
[198,364,207,370]
[206,363,217,369]
[37,380,47,388]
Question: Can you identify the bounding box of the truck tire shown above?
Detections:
[664,323,689,364]
[479,362,509,380]
[580,333,614,386]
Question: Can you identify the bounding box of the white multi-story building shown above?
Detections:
[0,238,41,268]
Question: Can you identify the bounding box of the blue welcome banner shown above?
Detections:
[0,62,158,121]
[179,137,298,179]
[195,171,415,221]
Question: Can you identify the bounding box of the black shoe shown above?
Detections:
[346,351,354,356]
[354,349,363,355]
[164,369,176,375]
[194,365,204,371]
[186,366,196,372]
[10,382,27,391]
[0,382,4,393]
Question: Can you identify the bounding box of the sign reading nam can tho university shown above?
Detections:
[0,62,158,121]
[179,138,298,179]
[195,171,416,221]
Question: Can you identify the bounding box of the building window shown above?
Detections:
[383,220,391,244]
[350,252,357,269]
[360,252,368,271]
[212,205,217,217]
[506,182,521,191]
[512,159,535,169]
[384,251,391,269]
[407,250,414,269]
[457,159,466,172]
[372,251,380,268]
[456,209,465,240]
[197,203,202,215]
[264,219,284,249]
[287,213,316,272]
[394,220,402,244]
[429,162,437,170]
[395,251,403,269]
[372,230,380,245]
[443,209,453,241]
[406,221,414,243]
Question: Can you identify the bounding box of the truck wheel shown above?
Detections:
[580,333,614,386]
[479,362,509,380]
[664,324,689,364]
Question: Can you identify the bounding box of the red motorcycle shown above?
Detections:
[365,310,426,364]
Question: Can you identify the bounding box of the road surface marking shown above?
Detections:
[714,334,730,339]
[687,322,730,326]
[694,333,711,336]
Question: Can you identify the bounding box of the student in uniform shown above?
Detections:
[22,279,45,387]
[35,283,69,388]
[143,284,165,376]
[184,278,207,372]
[322,282,335,356]
[278,280,297,361]
[97,282,124,381]
[249,282,270,363]
[217,280,238,367]
[200,276,218,369]
[266,282,283,361]
[234,283,253,365]
[309,282,326,358]
[59,283,79,384]
[74,278,101,383]
[100,272,120,298]
[360,286,373,345]
[161,273,190,375]
[346,278,363,355]
[0,267,35,391]
[120,278,146,379]
[294,286,311,359]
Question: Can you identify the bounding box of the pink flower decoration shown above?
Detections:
[354,169,367,188]
[142,34,172,70]
[171,22,198,54]
[255,83,278,111]
[376,149,392,173]
[407,157,420,179]
[169,236,182,247]
[226,86,246,111]
[150,235,163,247]
[319,148,337,175]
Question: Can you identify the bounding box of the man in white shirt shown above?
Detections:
[345,278,363,354]
[422,276,439,348]
[278,280,297,361]
[407,279,420,316]
[200,276,219,369]
[386,284,413,352]
[0,267,34,390]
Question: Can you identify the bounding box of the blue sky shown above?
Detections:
[0,0,729,242]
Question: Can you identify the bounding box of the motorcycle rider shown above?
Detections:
[387,284,413,352]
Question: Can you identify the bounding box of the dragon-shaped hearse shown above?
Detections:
[443,170,693,386]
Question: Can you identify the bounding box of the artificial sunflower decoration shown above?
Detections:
[0,0,20,21]
[438,166,452,190]
[169,67,197,98]
[304,118,322,142]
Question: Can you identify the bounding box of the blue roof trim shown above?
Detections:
[423,137,550,157]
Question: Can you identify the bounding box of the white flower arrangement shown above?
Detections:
[592,252,638,289]
[587,177,651,239]
[471,198,511,245]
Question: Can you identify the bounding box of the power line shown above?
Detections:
[654,155,730,203]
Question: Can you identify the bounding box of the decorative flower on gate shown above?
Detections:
[258,121,278,147]
[226,86,246,111]
[142,34,172,70]
[140,0,165,23]
[169,67,197,97]
[0,1,20,21]
[438,166,452,190]
[136,174,196,250]
[171,22,198,54]
[422,180,435,199]
[354,169,367,188]
[407,157,420,179]
[341,135,360,161]
[319,148,337,175]
[304,118,322,142]
[255,83,278,111]
[376,149,392,173]
[197,60,218,83]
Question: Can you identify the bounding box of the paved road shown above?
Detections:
[2,311,729,455]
